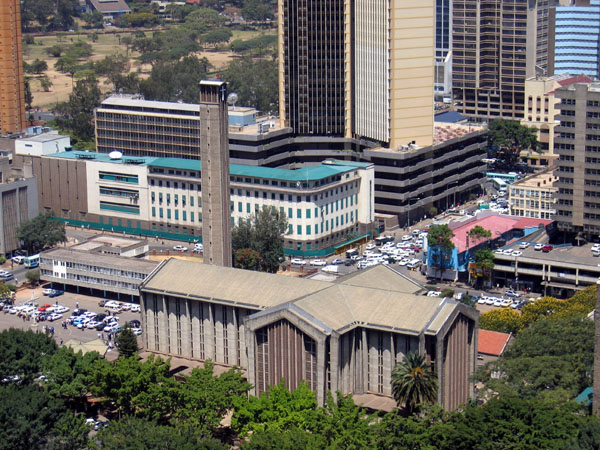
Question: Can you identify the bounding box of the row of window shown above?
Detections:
[510,188,553,198]
[40,259,147,280]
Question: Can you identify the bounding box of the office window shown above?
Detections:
[288,224,293,234]
[288,207,292,218]
[151,207,156,217]
[238,202,242,212]
[297,209,302,219]
[297,225,302,235]
[306,209,311,219]
[183,211,187,221]
[175,210,179,220]
[315,207,318,217]
[151,192,155,203]
[190,196,194,207]
[191,212,194,222]
[182,195,186,206]
[350,196,353,206]
[159,208,163,218]
[167,209,171,219]
[247,203,251,213]
[306,225,311,235]
[231,201,234,211]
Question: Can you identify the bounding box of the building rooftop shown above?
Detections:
[19,133,69,143]
[41,247,159,271]
[434,110,468,124]
[449,212,552,253]
[100,95,200,114]
[478,329,512,356]
[141,260,474,336]
[88,0,131,13]
[47,151,370,183]
[510,169,558,188]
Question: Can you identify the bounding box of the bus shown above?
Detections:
[491,178,507,192]
[486,172,518,184]
[24,254,40,269]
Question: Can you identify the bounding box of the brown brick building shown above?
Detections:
[0,0,25,134]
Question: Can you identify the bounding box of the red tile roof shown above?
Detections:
[449,213,552,253]
[557,74,593,87]
[478,329,511,356]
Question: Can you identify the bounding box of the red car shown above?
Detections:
[542,244,553,253]
[37,304,52,312]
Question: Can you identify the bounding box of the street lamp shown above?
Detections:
[447,181,459,210]
[406,196,421,229]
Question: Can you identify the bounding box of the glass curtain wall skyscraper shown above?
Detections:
[555,0,600,80]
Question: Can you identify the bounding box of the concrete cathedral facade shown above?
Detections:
[139,259,478,410]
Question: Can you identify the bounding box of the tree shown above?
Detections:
[90,354,177,419]
[468,225,491,244]
[171,361,252,433]
[49,411,89,450]
[201,29,232,47]
[0,329,57,381]
[487,120,539,166]
[222,57,278,113]
[231,206,288,273]
[26,59,48,75]
[95,417,224,450]
[232,381,319,435]
[17,211,66,254]
[0,385,68,450]
[139,56,209,103]
[82,11,104,29]
[54,75,101,143]
[116,327,139,358]
[426,224,455,281]
[40,76,53,92]
[233,248,261,271]
[478,316,594,400]
[0,284,12,302]
[26,269,40,286]
[242,427,326,450]
[479,308,523,334]
[46,45,64,58]
[24,78,33,111]
[391,352,438,414]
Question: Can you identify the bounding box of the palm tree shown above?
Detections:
[391,351,438,414]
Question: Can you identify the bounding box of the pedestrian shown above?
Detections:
[60,338,63,345]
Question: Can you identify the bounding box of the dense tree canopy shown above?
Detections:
[232,206,288,273]
[54,75,101,145]
[17,211,67,254]
[427,224,455,280]
[391,352,438,413]
[222,57,279,113]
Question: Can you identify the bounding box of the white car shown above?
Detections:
[87,320,100,329]
[131,327,143,336]
[485,297,495,305]
[290,258,306,265]
[427,291,441,297]
[592,244,600,251]
[500,298,512,307]
[365,243,377,250]
[401,234,412,241]
[130,304,140,313]
[42,288,54,296]
[477,297,486,305]
[398,258,410,266]
[173,245,188,252]
[511,250,523,257]
[310,259,327,266]
[534,243,544,251]
[519,242,530,249]
[11,256,24,265]
[194,243,204,251]
[493,299,504,307]
[53,305,69,314]
[48,312,63,322]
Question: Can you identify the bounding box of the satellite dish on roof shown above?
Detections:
[109,151,123,160]
[227,92,238,109]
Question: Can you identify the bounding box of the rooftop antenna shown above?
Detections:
[227,92,238,111]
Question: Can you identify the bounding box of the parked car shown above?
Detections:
[131,327,143,336]
[48,290,64,298]
[47,313,63,322]
[519,242,530,249]
[505,289,521,298]
[511,250,523,256]
[173,245,188,252]
[130,304,140,313]
[129,319,141,328]
[542,244,553,253]
[534,243,544,251]
[290,258,306,265]
[42,288,54,296]
[310,259,327,266]
[11,256,24,265]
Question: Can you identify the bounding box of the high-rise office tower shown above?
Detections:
[555,0,600,80]
[554,82,600,238]
[435,0,452,97]
[452,0,555,120]
[278,0,435,149]
[0,0,25,134]
[199,80,232,268]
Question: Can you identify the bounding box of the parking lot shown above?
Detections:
[0,285,142,360]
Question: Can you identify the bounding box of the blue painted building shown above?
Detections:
[555,0,600,79]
